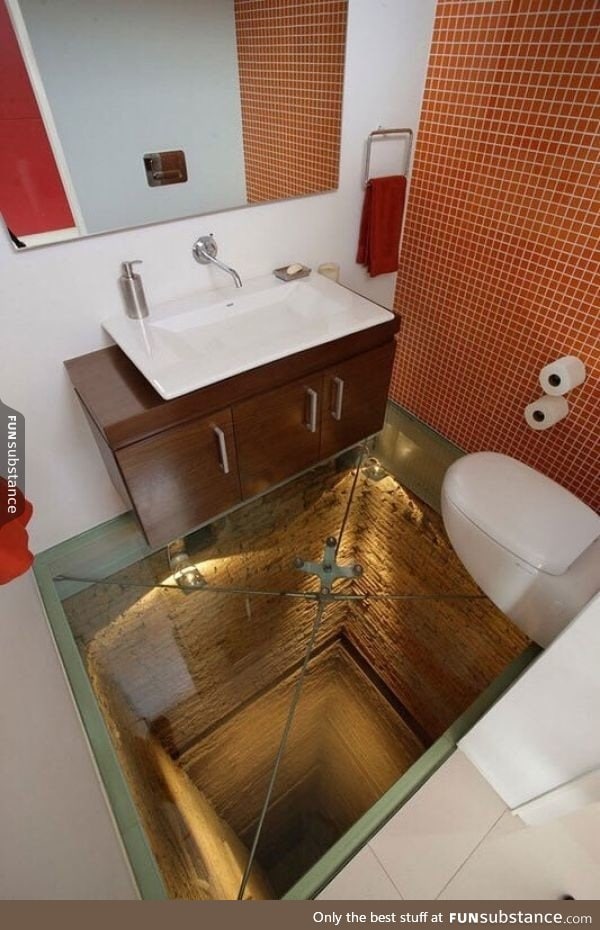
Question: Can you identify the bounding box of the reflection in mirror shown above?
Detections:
[1,0,348,248]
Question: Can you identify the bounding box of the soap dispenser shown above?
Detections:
[120,260,149,319]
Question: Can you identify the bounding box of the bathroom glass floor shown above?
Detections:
[53,450,527,900]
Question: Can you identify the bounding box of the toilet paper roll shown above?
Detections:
[525,395,569,431]
[539,355,586,395]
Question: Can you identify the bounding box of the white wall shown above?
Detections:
[340,0,436,305]
[0,573,138,899]
[17,0,246,233]
[460,593,600,810]
[0,0,437,898]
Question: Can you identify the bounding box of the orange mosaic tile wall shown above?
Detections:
[391,0,599,509]
[234,0,347,203]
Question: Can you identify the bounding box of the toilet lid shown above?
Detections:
[444,452,600,575]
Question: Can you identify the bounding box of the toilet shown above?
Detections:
[441,452,600,647]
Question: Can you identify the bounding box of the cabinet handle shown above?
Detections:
[304,387,318,433]
[213,426,230,474]
[331,376,345,421]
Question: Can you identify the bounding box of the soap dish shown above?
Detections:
[273,264,311,282]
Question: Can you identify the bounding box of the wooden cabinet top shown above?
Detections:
[65,317,400,450]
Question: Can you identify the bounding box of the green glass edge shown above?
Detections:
[36,512,152,599]
[283,642,540,900]
[34,511,540,903]
[33,556,168,901]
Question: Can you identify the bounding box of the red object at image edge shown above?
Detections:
[0,478,33,583]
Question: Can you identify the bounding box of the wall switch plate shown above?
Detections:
[143,150,188,187]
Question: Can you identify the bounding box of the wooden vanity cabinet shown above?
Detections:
[233,341,397,499]
[65,315,399,547]
[233,374,323,499]
[115,409,241,546]
[320,341,396,460]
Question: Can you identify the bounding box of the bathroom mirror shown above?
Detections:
[1,0,348,248]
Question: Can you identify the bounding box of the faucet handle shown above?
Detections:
[192,235,218,264]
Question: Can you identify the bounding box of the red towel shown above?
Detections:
[0,478,33,584]
[356,175,407,276]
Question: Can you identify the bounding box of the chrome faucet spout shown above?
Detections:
[192,235,243,288]
[204,252,243,288]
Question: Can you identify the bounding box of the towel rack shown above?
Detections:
[363,127,413,188]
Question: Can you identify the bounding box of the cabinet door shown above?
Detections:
[233,375,323,499]
[116,409,241,546]
[320,341,395,460]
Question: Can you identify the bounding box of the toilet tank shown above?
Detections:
[441,453,600,645]
[443,452,599,575]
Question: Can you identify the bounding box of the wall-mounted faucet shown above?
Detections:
[192,234,242,288]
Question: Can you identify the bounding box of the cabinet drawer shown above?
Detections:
[320,342,396,460]
[116,409,241,546]
[233,375,323,499]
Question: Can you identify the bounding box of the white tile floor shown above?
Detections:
[318,750,600,902]
[368,751,507,899]
[318,847,401,901]
[439,803,600,901]
[319,750,507,901]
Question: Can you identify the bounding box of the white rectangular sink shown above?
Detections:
[102,273,395,400]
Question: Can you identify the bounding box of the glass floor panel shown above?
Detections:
[53,452,528,899]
